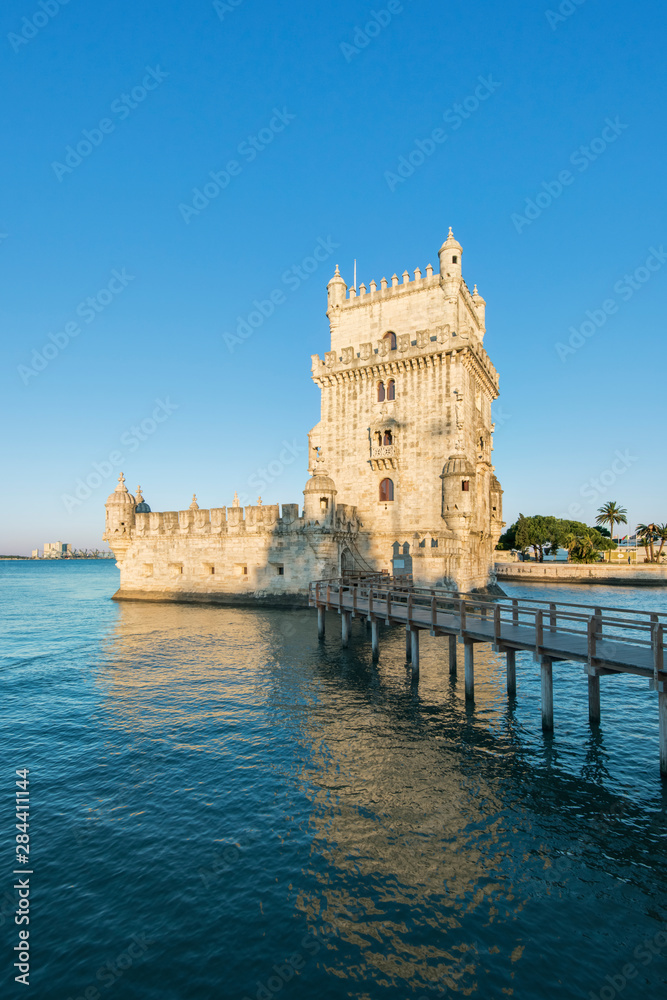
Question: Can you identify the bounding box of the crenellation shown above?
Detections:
[105,229,502,604]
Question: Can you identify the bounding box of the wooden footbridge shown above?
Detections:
[309,576,667,776]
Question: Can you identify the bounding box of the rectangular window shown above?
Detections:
[277,566,284,576]
[462,480,470,492]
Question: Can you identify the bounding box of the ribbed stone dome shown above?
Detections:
[105,472,136,506]
[304,459,337,494]
[304,472,337,494]
[441,454,473,477]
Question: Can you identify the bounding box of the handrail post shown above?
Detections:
[326,583,330,610]
[654,623,664,685]
[387,590,391,621]
[595,606,602,638]
[535,610,543,653]
[494,603,501,643]
[512,599,518,627]
[549,602,556,632]
[431,595,437,629]
[369,587,374,617]
[459,599,466,636]
[588,614,596,664]
[407,591,413,625]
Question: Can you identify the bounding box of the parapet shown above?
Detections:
[130,500,359,539]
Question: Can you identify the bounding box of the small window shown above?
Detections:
[320,497,329,510]
[377,381,385,402]
[210,566,215,574]
[376,432,383,446]
[383,331,397,350]
[383,430,392,445]
[462,480,470,492]
[379,478,394,502]
[387,379,395,401]
[277,565,284,576]
[452,256,458,264]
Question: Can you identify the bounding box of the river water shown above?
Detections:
[1,560,666,999]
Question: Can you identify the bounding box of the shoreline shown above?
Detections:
[495,562,667,587]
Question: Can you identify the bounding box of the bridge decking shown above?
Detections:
[309,577,667,775]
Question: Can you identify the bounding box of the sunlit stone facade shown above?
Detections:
[104,231,503,604]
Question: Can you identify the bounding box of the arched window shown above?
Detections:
[377,381,385,402]
[379,478,394,502]
[376,431,383,446]
[383,331,397,351]
[387,379,395,401]
[383,430,392,445]
[462,480,470,492]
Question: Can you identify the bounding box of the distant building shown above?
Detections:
[31,549,39,559]
[43,542,70,558]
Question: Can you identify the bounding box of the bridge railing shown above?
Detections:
[309,578,666,675]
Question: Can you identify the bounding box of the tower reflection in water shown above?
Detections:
[96,600,628,996]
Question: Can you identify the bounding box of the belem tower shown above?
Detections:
[104,229,504,605]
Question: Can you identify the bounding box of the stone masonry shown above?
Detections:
[104,230,504,604]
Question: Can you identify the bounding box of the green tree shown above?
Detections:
[596,501,627,545]
[654,524,667,561]
[637,523,659,562]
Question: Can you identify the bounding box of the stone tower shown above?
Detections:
[308,230,503,591]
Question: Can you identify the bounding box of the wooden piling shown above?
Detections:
[464,638,474,701]
[506,648,516,696]
[410,628,420,679]
[371,619,379,660]
[406,627,412,662]
[588,674,601,725]
[448,634,457,675]
[541,656,553,731]
[659,690,667,777]
[341,611,351,648]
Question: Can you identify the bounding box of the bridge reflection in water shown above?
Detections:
[311,577,667,776]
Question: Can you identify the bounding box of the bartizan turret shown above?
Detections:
[103,473,136,560]
[440,454,475,532]
[326,264,347,341]
[303,458,337,527]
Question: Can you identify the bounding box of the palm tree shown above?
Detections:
[654,524,667,562]
[637,523,659,563]
[596,501,627,546]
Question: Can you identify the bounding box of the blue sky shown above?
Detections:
[1,0,665,553]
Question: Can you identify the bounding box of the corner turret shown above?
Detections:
[438,227,462,283]
[303,457,337,525]
[103,473,136,556]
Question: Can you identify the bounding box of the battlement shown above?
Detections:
[115,500,361,540]
[346,264,439,303]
